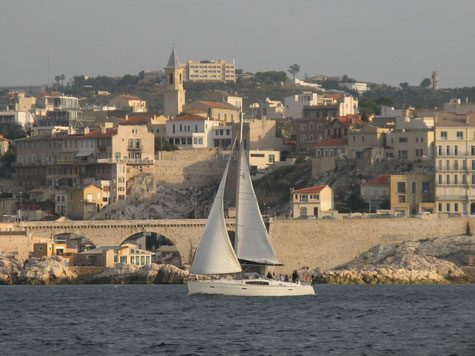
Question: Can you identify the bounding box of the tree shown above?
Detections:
[54,75,61,87]
[288,63,300,80]
[419,78,432,88]
[399,82,409,89]
[346,191,368,212]
[60,74,65,87]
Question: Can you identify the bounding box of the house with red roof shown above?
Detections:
[315,137,348,158]
[360,174,390,210]
[290,185,333,219]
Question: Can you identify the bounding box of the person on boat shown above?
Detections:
[266,271,273,279]
[284,275,289,282]
[292,270,299,283]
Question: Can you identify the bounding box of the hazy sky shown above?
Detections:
[1,0,474,88]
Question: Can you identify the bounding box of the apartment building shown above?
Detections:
[249,98,285,119]
[303,95,358,119]
[0,111,35,132]
[14,124,154,203]
[434,113,475,214]
[347,125,389,160]
[390,175,435,216]
[315,138,348,158]
[166,115,232,148]
[284,92,319,120]
[183,59,236,82]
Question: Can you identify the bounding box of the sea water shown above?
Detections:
[0,284,474,355]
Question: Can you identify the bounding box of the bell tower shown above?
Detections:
[163,45,186,117]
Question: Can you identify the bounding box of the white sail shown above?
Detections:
[235,141,280,265]
[190,154,242,275]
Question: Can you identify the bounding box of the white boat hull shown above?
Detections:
[187,279,315,297]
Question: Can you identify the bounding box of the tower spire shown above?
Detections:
[167,44,181,69]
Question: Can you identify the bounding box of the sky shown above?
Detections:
[1,0,475,88]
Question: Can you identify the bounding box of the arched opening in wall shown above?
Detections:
[121,232,182,267]
[41,233,96,266]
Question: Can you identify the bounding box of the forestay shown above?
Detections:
[190,153,242,275]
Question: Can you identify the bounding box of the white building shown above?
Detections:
[249,98,285,119]
[339,82,369,94]
[284,92,320,120]
[378,105,405,118]
[166,115,232,148]
[183,59,236,82]
[41,95,79,110]
[0,111,35,131]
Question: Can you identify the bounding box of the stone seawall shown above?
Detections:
[269,217,470,275]
[0,233,32,260]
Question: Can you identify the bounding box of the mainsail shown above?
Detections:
[235,123,280,265]
[190,152,242,275]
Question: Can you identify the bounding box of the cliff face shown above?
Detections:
[313,235,475,284]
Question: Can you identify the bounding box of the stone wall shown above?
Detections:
[0,232,32,260]
[269,217,470,275]
[153,148,230,187]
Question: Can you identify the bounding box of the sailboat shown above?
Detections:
[187,115,315,296]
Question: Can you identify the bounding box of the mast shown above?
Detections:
[235,112,244,252]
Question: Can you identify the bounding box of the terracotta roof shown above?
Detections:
[362,174,390,186]
[196,100,239,110]
[291,185,328,194]
[31,186,50,193]
[186,109,207,114]
[120,115,152,125]
[324,94,343,100]
[315,138,348,147]
[169,114,211,122]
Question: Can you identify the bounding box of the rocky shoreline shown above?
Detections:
[1,235,474,285]
[0,254,189,285]
[309,235,475,284]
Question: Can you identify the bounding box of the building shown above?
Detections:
[73,245,154,267]
[247,117,284,151]
[434,113,475,214]
[389,175,435,216]
[338,82,369,94]
[315,138,348,158]
[39,93,79,110]
[184,100,240,123]
[249,150,280,170]
[0,216,15,232]
[347,125,389,160]
[291,185,334,219]
[109,95,147,113]
[303,95,358,119]
[284,92,319,120]
[66,184,103,220]
[163,46,186,117]
[200,91,243,110]
[4,91,37,111]
[249,98,285,119]
[443,98,475,114]
[14,124,154,202]
[0,111,35,132]
[360,174,390,210]
[0,134,10,157]
[183,59,236,82]
[386,127,434,161]
[165,115,232,149]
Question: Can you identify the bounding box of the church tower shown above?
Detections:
[163,45,186,117]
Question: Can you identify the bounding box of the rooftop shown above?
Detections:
[196,100,239,110]
[291,185,328,194]
[362,174,390,186]
[169,114,212,122]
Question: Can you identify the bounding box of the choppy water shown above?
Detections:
[0,284,474,355]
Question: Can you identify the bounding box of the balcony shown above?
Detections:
[128,145,143,151]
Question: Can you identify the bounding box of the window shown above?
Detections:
[455,146,458,156]
[446,146,450,155]
[463,160,467,169]
[422,182,430,194]
[447,203,450,212]
[268,154,275,163]
[412,181,416,193]
[300,207,307,217]
[397,182,406,193]
[398,195,406,203]
[399,137,408,143]
[454,175,458,184]
[362,136,365,143]
[447,175,450,184]
[454,160,458,170]
[438,146,442,156]
[472,146,475,156]
[438,203,442,212]
[441,131,448,140]
[120,256,127,263]
[352,136,356,143]
[300,195,308,202]
[463,175,467,184]
[454,203,459,212]
[457,131,463,140]
[472,175,475,184]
